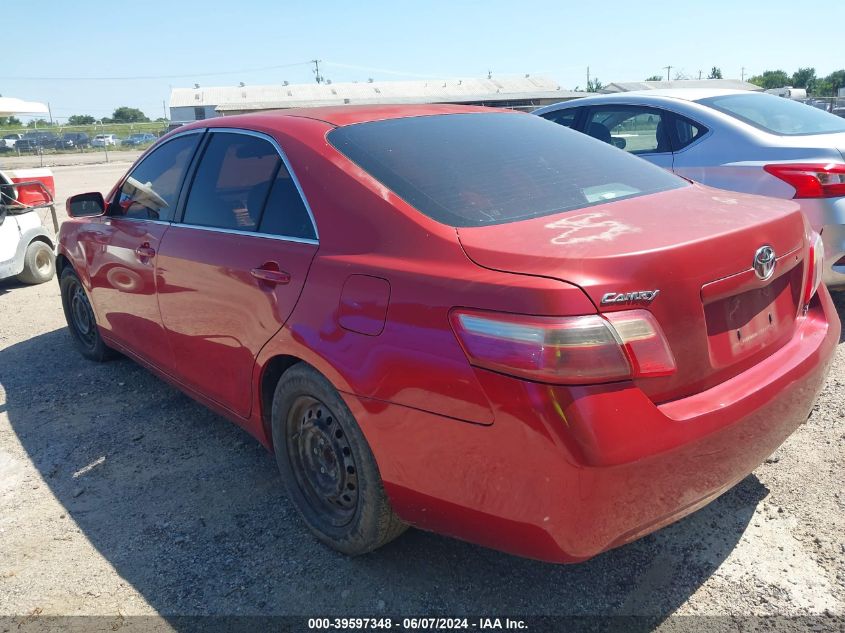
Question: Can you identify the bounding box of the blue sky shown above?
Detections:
[3,0,844,121]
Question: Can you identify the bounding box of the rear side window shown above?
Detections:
[328,112,686,227]
[674,117,707,149]
[114,133,200,221]
[183,132,280,231]
[258,166,316,240]
[699,93,845,136]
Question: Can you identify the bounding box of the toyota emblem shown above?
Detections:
[753,245,776,280]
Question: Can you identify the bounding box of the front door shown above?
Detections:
[87,132,202,369]
[157,129,319,417]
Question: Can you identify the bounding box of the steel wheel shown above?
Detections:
[287,395,359,527]
[68,278,97,351]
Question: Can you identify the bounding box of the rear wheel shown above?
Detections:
[16,240,55,284]
[271,364,407,555]
[60,267,116,362]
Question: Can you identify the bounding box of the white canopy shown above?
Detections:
[0,97,49,116]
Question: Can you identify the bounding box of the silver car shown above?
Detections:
[534,89,845,288]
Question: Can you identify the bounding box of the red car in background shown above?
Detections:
[58,105,839,563]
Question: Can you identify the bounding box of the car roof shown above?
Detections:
[614,88,755,101]
[209,104,507,128]
[546,88,754,107]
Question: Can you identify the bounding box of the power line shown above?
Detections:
[0,61,312,81]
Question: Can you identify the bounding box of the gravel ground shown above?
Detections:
[0,163,843,630]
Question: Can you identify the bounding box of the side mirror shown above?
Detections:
[66,192,106,218]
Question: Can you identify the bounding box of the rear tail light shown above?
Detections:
[803,232,825,306]
[450,309,675,385]
[764,163,845,199]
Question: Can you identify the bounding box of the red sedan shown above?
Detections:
[59,105,839,563]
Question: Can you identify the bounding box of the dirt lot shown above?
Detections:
[0,162,843,629]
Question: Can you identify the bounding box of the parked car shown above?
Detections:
[0,133,23,150]
[535,90,845,288]
[123,132,157,146]
[15,131,59,152]
[58,106,839,563]
[58,132,90,149]
[91,134,118,147]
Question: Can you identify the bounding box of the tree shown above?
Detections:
[789,67,817,91]
[816,69,845,97]
[645,75,663,81]
[575,78,605,92]
[673,70,691,80]
[708,67,723,79]
[26,118,49,128]
[0,116,21,126]
[68,114,96,125]
[111,107,149,123]
[586,77,604,92]
[748,70,790,89]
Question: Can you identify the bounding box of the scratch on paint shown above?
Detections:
[548,386,569,427]
[544,212,641,245]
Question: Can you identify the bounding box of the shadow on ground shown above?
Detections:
[0,328,789,628]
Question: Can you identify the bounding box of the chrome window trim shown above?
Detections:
[203,127,320,242]
[170,221,319,246]
[104,217,172,226]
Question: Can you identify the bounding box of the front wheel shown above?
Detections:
[60,267,116,362]
[16,240,55,284]
[271,364,408,555]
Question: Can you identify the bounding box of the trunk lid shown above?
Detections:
[773,131,845,159]
[457,185,809,402]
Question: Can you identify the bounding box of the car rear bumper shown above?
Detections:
[799,197,845,288]
[344,288,839,563]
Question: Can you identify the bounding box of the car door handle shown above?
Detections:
[250,267,291,285]
[135,243,156,260]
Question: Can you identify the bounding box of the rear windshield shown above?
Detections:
[328,112,686,227]
[699,93,845,136]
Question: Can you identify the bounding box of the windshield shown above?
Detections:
[328,112,686,227]
[699,93,845,136]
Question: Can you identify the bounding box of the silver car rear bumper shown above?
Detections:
[799,197,845,289]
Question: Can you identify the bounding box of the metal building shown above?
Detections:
[169,76,585,123]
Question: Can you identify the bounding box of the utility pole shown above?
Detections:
[741,66,746,82]
[587,66,590,89]
[47,102,53,126]
[698,70,703,80]
[311,59,324,84]
[664,65,672,81]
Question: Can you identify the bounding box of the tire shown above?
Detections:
[59,267,116,362]
[271,364,408,555]
[16,240,55,284]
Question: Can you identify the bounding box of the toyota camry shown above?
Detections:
[58,105,839,562]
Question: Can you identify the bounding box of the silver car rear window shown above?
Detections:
[699,93,845,136]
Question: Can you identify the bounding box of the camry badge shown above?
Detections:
[601,290,660,305]
[753,245,776,280]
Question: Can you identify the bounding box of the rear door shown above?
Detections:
[156,129,318,417]
[87,130,202,369]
